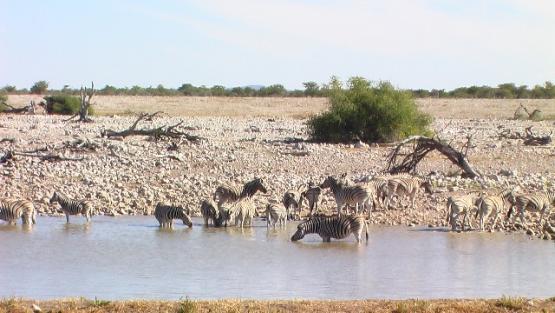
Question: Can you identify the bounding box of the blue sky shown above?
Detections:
[1,0,553,90]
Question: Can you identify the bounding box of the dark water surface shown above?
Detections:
[1,216,554,300]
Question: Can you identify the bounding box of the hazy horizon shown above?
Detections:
[1,0,554,90]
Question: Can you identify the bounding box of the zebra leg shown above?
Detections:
[538,206,547,225]
[519,209,526,225]
[204,217,209,226]
[65,213,70,223]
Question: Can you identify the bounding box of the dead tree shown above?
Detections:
[65,82,95,122]
[499,126,552,146]
[101,112,203,141]
[386,136,481,178]
[0,101,36,114]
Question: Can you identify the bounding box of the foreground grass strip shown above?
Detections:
[1,298,554,313]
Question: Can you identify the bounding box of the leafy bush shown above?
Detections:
[308,77,432,143]
[44,95,83,115]
[30,80,49,94]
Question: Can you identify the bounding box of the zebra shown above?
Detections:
[266,203,287,228]
[213,178,267,208]
[446,195,477,231]
[507,191,554,226]
[154,203,193,228]
[282,189,303,220]
[291,215,369,243]
[382,175,432,209]
[300,185,322,216]
[50,192,93,223]
[320,176,371,215]
[227,198,256,228]
[0,198,36,225]
[200,199,220,227]
[475,190,513,231]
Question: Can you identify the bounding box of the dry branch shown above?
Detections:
[1,150,84,163]
[1,102,36,114]
[101,112,203,142]
[499,126,552,146]
[386,136,481,178]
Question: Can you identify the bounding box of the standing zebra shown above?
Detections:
[291,215,369,243]
[507,191,554,226]
[50,192,93,223]
[282,189,303,220]
[300,185,322,216]
[200,199,220,227]
[382,175,432,209]
[213,178,267,208]
[475,190,513,231]
[320,176,371,215]
[266,203,287,228]
[227,198,256,228]
[446,195,477,231]
[154,203,193,228]
[0,198,36,225]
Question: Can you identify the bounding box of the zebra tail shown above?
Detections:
[446,201,452,224]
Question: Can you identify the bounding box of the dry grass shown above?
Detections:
[1,298,554,313]
[6,95,555,119]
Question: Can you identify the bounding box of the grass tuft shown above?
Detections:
[495,296,526,311]
[177,297,197,313]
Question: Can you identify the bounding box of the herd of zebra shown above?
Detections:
[1,173,554,242]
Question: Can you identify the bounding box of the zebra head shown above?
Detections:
[254,178,267,194]
[49,192,59,204]
[178,206,193,228]
[291,221,308,241]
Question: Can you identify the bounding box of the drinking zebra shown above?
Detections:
[475,190,513,231]
[213,178,267,208]
[382,175,432,209]
[320,176,371,215]
[0,198,36,225]
[507,191,554,226]
[200,199,221,227]
[154,203,192,228]
[266,203,287,228]
[282,189,303,220]
[291,215,369,243]
[49,192,93,223]
[300,185,322,216]
[227,198,256,228]
[446,195,477,231]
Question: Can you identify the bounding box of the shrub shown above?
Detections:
[30,80,49,94]
[308,77,432,143]
[43,95,83,115]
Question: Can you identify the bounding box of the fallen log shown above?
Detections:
[386,136,481,178]
[101,112,203,142]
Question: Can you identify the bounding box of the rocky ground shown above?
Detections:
[1,113,554,239]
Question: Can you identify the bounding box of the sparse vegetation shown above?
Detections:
[308,77,432,143]
[43,95,84,115]
[177,298,197,313]
[495,296,527,311]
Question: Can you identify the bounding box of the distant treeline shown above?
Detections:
[2,80,555,99]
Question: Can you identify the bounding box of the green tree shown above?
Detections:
[30,80,49,94]
[303,81,320,97]
[210,85,226,96]
[308,77,432,143]
[2,85,16,93]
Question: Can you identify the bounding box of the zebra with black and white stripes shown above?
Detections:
[282,189,303,220]
[291,215,369,243]
[507,191,554,226]
[320,176,371,215]
[154,203,193,228]
[266,203,287,228]
[300,185,322,217]
[50,192,93,223]
[213,178,267,208]
[0,198,36,225]
[475,190,513,231]
[227,198,256,228]
[382,175,432,209]
[446,195,477,231]
[200,199,220,227]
